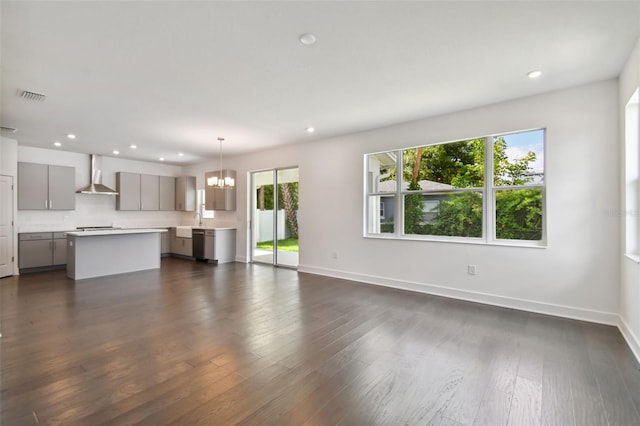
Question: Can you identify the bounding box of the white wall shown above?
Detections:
[188,80,620,325]
[619,37,640,362]
[16,147,188,231]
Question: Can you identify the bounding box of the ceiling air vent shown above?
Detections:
[20,90,47,102]
[0,126,17,133]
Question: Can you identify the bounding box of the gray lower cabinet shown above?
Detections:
[165,228,234,261]
[160,230,170,255]
[53,233,67,265]
[168,229,176,252]
[209,229,236,263]
[18,162,76,210]
[197,228,236,263]
[167,228,192,257]
[173,237,193,257]
[204,230,215,260]
[19,232,68,270]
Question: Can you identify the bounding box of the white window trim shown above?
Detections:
[624,88,640,258]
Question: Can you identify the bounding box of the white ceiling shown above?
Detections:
[2,1,639,165]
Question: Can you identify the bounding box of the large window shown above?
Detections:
[625,89,639,259]
[365,129,545,245]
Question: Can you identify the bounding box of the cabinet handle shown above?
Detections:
[44,199,48,209]
[49,200,52,209]
[49,241,53,250]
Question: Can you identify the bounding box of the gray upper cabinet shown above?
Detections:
[18,162,75,210]
[116,172,142,211]
[140,174,159,211]
[159,176,176,211]
[116,173,172,211]
[204,170,236,211]
[48,166,76,210]
[175,176,196,211]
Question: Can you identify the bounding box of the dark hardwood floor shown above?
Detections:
[1,257,639,425]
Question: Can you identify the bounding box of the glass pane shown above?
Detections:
[276,168,299,268]
[368,195,395,234]
[404,191,482,237]
[494,129,544,186]
[403,139,484,190]
[366,152,397,193]
[253,170,275,264]
[495,188,543,240]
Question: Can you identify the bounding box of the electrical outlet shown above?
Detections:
[468,264,476,275]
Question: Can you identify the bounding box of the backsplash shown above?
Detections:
[17,194,184,232]
[17,194,241,232]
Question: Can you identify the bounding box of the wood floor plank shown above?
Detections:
[541,359,575,426]
[507,376,543,426]
[1,258,639,425]
[473,388,512,426]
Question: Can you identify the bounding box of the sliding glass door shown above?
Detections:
[251,167,299,268]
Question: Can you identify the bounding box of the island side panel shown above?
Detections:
[214,229,236,264]
[67,232,161,280]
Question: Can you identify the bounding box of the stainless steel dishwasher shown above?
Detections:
[192,229,205,260]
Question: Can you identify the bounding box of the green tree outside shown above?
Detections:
[257,182,299,239]
[398,137,542,240]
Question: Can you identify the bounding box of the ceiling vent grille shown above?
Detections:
[20,90,47,102]
[0,126,17,133]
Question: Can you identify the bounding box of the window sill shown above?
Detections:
[624,253,640,264]
[364,233,546,249]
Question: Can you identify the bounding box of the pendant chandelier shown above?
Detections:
[207,137,235,188]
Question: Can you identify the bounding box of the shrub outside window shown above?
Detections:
[365,129,545,245]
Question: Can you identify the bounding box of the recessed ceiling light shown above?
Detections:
[113,150,119,155]
[130,144,137,149]
[159,157,165,162]
[306,127,315,133]
[53,141,62,147]
[66,133,76,139]
[299,33,316,45]
[527,70,542,79]
[178,152,184,157]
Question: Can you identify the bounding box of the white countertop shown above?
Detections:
[120,226,237,230]
[192,227,236,230]
[19,225,237,234]
[66,229,168,237]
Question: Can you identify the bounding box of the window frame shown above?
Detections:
[624,89,640,262]
[364,129,547,247]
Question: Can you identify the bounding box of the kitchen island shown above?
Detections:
[66,229,167,280]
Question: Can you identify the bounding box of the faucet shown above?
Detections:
[194,213,202,227]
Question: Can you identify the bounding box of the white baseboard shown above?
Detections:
[618,315,640,364]
[236,255,248,263]
[297,264,619,326]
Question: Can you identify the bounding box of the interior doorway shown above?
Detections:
[0,175,14,278]
[251,167,299,268]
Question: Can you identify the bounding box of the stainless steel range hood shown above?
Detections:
[76,154,118,195]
